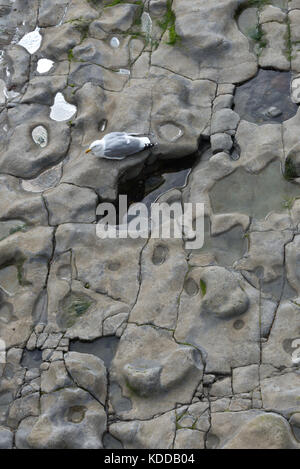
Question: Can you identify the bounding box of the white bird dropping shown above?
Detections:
[37,58,54,74]
[50,92,77,122]
[18,27,42,54]
[110,37,120,48]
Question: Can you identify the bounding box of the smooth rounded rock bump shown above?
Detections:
[0,426,13,449]
[200,266,249,319]
[236,7,258,38]
[211,109,240,134]
[211,132,233,154]
[123,363,161,397]
[64,351,107,405]
[265,106,282,118]
[224,414,299,449]
[291,77,300,104]
[290,413,300,442]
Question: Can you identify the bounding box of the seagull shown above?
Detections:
[85,132,154,160]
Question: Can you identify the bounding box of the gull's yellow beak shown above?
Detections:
[85,149,91,154]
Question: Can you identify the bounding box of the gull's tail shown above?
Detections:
[139,136,155,150]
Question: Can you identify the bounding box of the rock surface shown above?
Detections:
[0,0,299,450]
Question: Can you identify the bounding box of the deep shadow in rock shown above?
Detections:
[116,152,201,214]
[21,349,43,369]
[69,336,119,368]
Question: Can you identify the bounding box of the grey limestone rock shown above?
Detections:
[0,0,299,450]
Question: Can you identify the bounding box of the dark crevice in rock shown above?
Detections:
[115,151,200,216]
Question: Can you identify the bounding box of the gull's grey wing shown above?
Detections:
[103,135,142,158]
[102,132,128,142]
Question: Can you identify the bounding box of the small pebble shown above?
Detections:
[265,106,282,118]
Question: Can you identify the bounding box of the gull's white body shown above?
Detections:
[87,132,152,160]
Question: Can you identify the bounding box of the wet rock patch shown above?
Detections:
[210,161,300,219]
[234,69,298,124]
[118,153,198,213]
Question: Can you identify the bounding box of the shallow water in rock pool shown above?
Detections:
[188,216,248,268]
[234,69,298,124]
[210,160,300,219]
[69,336,119,368]
[21,349,43,369]
[118,153,199,213]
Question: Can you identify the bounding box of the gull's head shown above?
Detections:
[85,140,105,157]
